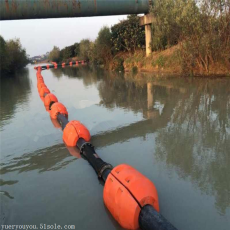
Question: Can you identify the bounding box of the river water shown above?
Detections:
[0,65,230,230]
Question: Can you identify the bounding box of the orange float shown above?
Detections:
[37,82,46,90]
[36,73,42,79]
[37,77,44,83]
[50,102,68,119]
[36,66,42,72]
[37,78,44,84]
[44,93,58,110]
[37,78,44,83]
[63,120,91,147]
[103,164,159,230]
[39,86,50,97]
[37,75,43,80]
[46,65,50,69]
[40,96,45,102]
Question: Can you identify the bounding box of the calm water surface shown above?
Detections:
[0,65,230,230]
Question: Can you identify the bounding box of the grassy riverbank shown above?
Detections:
[114,45,230,76]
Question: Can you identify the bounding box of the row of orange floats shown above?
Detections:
[34,63,177,230]
[36,60,86,70]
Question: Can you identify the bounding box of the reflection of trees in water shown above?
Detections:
[50,67,63,78]
[51,66,148,112]
[96,74,230,214]
[51,66,105,86]
[98,75,147,113]
[0,144,77,175]
[45,67,230,214]
[0,68,31,128]
[154,79,230,214]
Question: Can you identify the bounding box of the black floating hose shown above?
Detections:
[77,138,112,181]
[139,205,178,230]
[57,113,69,130]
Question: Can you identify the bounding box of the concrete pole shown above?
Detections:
[145,24,152,57]
[140,14,155,57]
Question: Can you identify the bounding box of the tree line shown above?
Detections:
[48,15,145,69]
[49,0,229,74]
[0,36,29,76]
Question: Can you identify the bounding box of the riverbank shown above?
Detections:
[110,45,230,77]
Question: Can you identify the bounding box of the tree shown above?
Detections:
[94,26,112,67]
[79,39,94,61]
[0,36,9,74]
[0,37,29,76]
[74,43,80,56]
[150,0,230,73]
[6,39,29,73]
[60,44,76,61]
[111,15,145,53]
[49,46,61,63]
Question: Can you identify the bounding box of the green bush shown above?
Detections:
[111,57,124,72]
[0,36,9,74]
[111,15,145,53]
[0,36,29,76]
[155,56,166,67]
[60,44,75,62]
[132,66,138,74]
[49,46,61,63]
[94,26,112,67]
[79,39,94,61]
[151,0,230,73]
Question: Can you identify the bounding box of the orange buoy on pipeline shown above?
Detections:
[34,63,178,230]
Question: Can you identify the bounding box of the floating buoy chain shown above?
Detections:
[34,60,86,71]
[34,64,178,230]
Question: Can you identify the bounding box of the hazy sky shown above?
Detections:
[0,15,127,57]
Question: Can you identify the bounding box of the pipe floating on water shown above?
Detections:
[35,60,86,71]
[35,64,178,230]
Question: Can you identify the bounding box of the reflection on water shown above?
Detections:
[154,79,230,215]
[0,68,31,129]
[50,67,230,215]
[0,144,77,174]
[0,65,229,230]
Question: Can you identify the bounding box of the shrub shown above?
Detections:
[0,36,29,76]
[94,26,112,67]
[111,15,145,53]
[111,57,124,72]
[49,46,61,63]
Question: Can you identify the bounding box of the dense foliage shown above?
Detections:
[79,39,94,61]
[48,16,144,66]
[48,1,229,74]
[111,15,145,53]
[0,36,29,76]
[60,43,80,62]
[94,26,112,66]
[151,0,230,73]
[48,46,61,63]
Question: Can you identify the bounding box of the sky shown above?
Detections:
[0,15,127,57]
